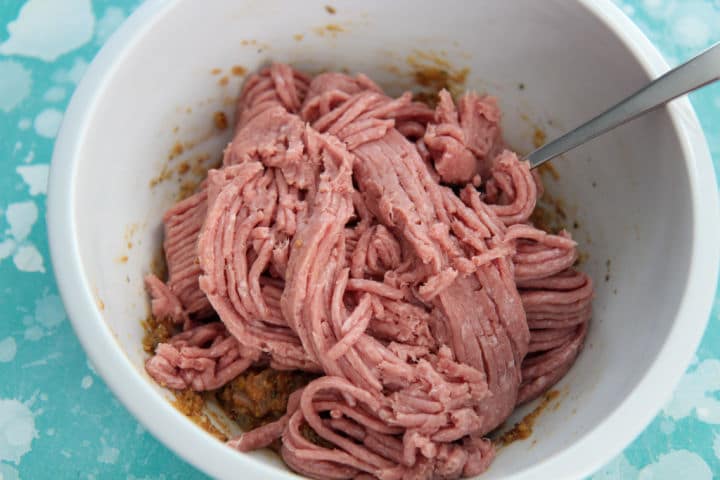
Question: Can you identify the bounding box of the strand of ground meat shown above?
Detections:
[274,81,522,478]
[144,188,211,326]
[143,64,593,480]
[144,63,314,323]
[235,63,311,130]
[145,322,260,390]
[144,64,318,386]
[517,269,592,404]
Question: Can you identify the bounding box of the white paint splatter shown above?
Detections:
[0,463,20,480]
[81,376,93,389]
[0,239,15,260]
[0,0,95,61]
[52,58,88,85]
[26,392,40,408]
[35,294,65,328]
[18,118,31,130]
[46,428,54,436]
[713,433,720,460]
[664,359,720,424]
[95,7,126,44]
[22,359,47,368]
[643,0,662,10]
[22,352,60,369]
[673,15,711,48]
[86,358,97,374]
[22,151,34,164]
[0,61,31,113]
[21,295,64,341]
[135,423,145,436]
[638,450,712,480]
[13,245,45,273]
[24,326,43,341]
[659,418,675,435]
[590,453,638,479]
[34,108,63,138]
[0,399,37,464]
[97,438,119,464]
[5,201,37,242]
[43,86,66,102]
[0,337,17,363]
[16,164,49,196]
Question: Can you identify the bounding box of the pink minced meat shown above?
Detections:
[145,63,593,479]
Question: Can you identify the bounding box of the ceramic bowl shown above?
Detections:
[48,1,720,478]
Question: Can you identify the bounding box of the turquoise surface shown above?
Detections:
[0,1,718,478]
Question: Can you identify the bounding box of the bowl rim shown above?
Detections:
[47,0,720,479]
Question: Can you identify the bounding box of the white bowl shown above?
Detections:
[47,0,720,479]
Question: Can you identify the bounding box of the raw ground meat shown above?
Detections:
[144,63,592,480]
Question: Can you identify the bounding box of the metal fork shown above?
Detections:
[527,41,720,169]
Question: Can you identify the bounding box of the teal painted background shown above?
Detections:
[0,1,718,478]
